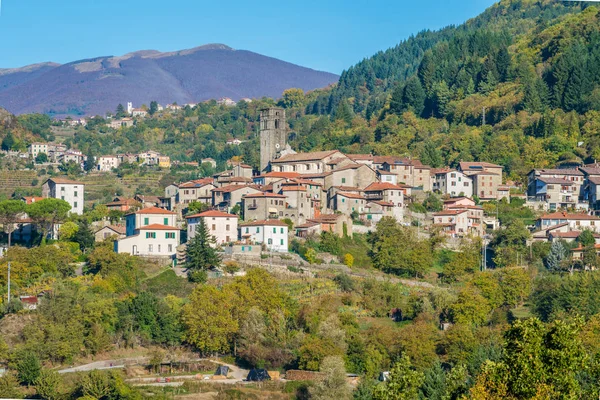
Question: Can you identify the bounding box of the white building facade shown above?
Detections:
[186,210,238,245]
[41,178,85,215]
[239,220,289,252]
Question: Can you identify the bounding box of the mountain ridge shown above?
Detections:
[0,44,338,117]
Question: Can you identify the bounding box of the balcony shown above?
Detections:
[364,192,383,200]
[247,204,258,210]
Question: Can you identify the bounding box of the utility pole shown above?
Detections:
[482,107,486,126]
[7,261,10,303]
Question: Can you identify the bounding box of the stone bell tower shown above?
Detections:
[259,107,287,172]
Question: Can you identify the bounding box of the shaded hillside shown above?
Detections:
[0,44,338,117]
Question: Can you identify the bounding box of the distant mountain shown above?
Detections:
[0,44,338,117]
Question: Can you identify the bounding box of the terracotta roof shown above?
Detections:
[22,196,44,205]
[364,182,408,191]
[243,192,287,199]
[308,214,345,223]
[127,206,176,215]
[240,219,289,227]
[337,192,365,200]
[187,210,237,218]
[137,224,180,231]
[333,163,371,172]
[537,177,573,185]
[550,231,600,239]
[443,197,473,203]
[532,168,583,176]
[44,177,84,185]
[571,244,600,251]
[218,177,253,183]
[459,161,503,170]
[281,185,307,192]
[431,167,456,175]
[448,205,483,210]
[540,212,599,220]
[299,172,332,178]
[347,154,373,161]
[271,150,342,163]
[288,178,322,186]
[580,167,600,176]
[332,186,362,192]
[376,170,396,175]
[434,210,468,216]
[589,177,600,185]
[178,179,214,188]
[367,200,394,207]
[258,172,301,179]
[296,221,321,229]
[212,184,260,193]
[97,225,126,235]
[105,198,137,206]
[327,157,349,165]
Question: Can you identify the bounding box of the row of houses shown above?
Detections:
[527,165,600,212]
[96,151,171,171]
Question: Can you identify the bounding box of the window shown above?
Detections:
[61,196,65,200]
[168,244,172,252]
[226,224,230,231]
[342,178,346,184]
[74,202,78,208]
[74,191,78,197]
[268,238,273,245]
[144,218,149,225]
[146,232,156,239]
[61,187,65,191]
[280,228,284,234]
[256,227,260,233]
[212,224,216,230]
[273,227,277,233]
[158,244,161,253]
[280,239,284,245]
[148,244,153,252]
[245,227,249,233]
[165,232,175,239]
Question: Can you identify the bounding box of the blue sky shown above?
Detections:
[0,0,496,73]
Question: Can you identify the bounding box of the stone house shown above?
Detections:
[95,225,126,242]
[270,150,347,174]
[242,192,287,221]
[212,185,262,210]
[433,209,470,236]
[333,192,366,216]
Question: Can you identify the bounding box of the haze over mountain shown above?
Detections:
[0,44,338,117]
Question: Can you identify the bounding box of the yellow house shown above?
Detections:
[158,156,171,169]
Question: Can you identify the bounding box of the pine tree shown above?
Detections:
[402,76,425,116]
[115,104,126,118]
[186,218,221,273]
[544,241,566,272]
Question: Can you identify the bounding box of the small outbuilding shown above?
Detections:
[214,366,229,376]
[246,369,271,381]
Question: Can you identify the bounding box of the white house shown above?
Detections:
[29,142,48,159]
[124,206,177,236]
[239,220,289,252]
[97,155,120,172]
[115,206,179,257]
[432,168,473,198]
[186,210,238,245]
[41,178,85,215]
[535,212,600,233]
[114,224,179,257]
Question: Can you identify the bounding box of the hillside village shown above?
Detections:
[4,106,600,267]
